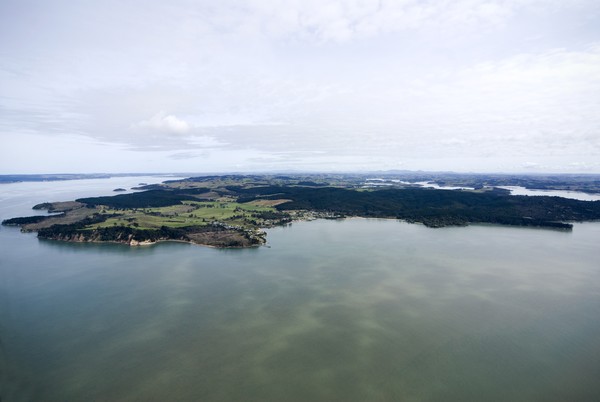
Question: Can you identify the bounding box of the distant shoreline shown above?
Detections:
[5,173,600,248]
[0,173,182,184]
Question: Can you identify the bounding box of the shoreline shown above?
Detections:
[37,233,266,249]
[31,212,575,249]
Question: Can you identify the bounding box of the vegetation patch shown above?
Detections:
[5,174,600,248]
[76,189,208,209]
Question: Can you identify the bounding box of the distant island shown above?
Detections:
[3,174,600,248]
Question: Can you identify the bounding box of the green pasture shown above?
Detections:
[86,201,276,230]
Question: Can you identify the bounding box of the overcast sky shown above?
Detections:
[1,0,599,174]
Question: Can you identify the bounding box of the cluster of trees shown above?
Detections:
[36,214,113,238]
[32,202,54,210]
[2,215,58,226]
[38,222,192,242]
[77,190,200,209]
[250,210,287,220]
[297,181,328,187]
[229,185,600,229]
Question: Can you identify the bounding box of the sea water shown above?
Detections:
[1,178,599,401]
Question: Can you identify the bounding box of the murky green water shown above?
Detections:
[1,179,600,401]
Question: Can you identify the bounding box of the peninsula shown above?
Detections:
[4,174,600,247]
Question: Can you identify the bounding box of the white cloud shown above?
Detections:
[522,161,541,169]
[440,138,468,146]
[1,0,600,173]
[133,111,190,134]
[238,0,597,43]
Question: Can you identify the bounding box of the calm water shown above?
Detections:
[498,186,600,201]
[1,179,600,401]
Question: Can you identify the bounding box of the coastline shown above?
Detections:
[5,173,598,249]
[36,229,267,249]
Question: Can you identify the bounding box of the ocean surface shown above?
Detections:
[1,177,600,401]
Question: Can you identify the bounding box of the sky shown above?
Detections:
[1,0,599,174]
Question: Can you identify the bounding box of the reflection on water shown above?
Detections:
[2,214,600,401]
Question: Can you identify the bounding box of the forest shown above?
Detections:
[228,185,600,229]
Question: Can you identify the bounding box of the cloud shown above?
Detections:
[168,151,210,160]
[566,161,600,171]
[2,0,600,173]
[238,0,597,43]
[133,111,190,134]
[440,138,468,146]
[522,161,541,169]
